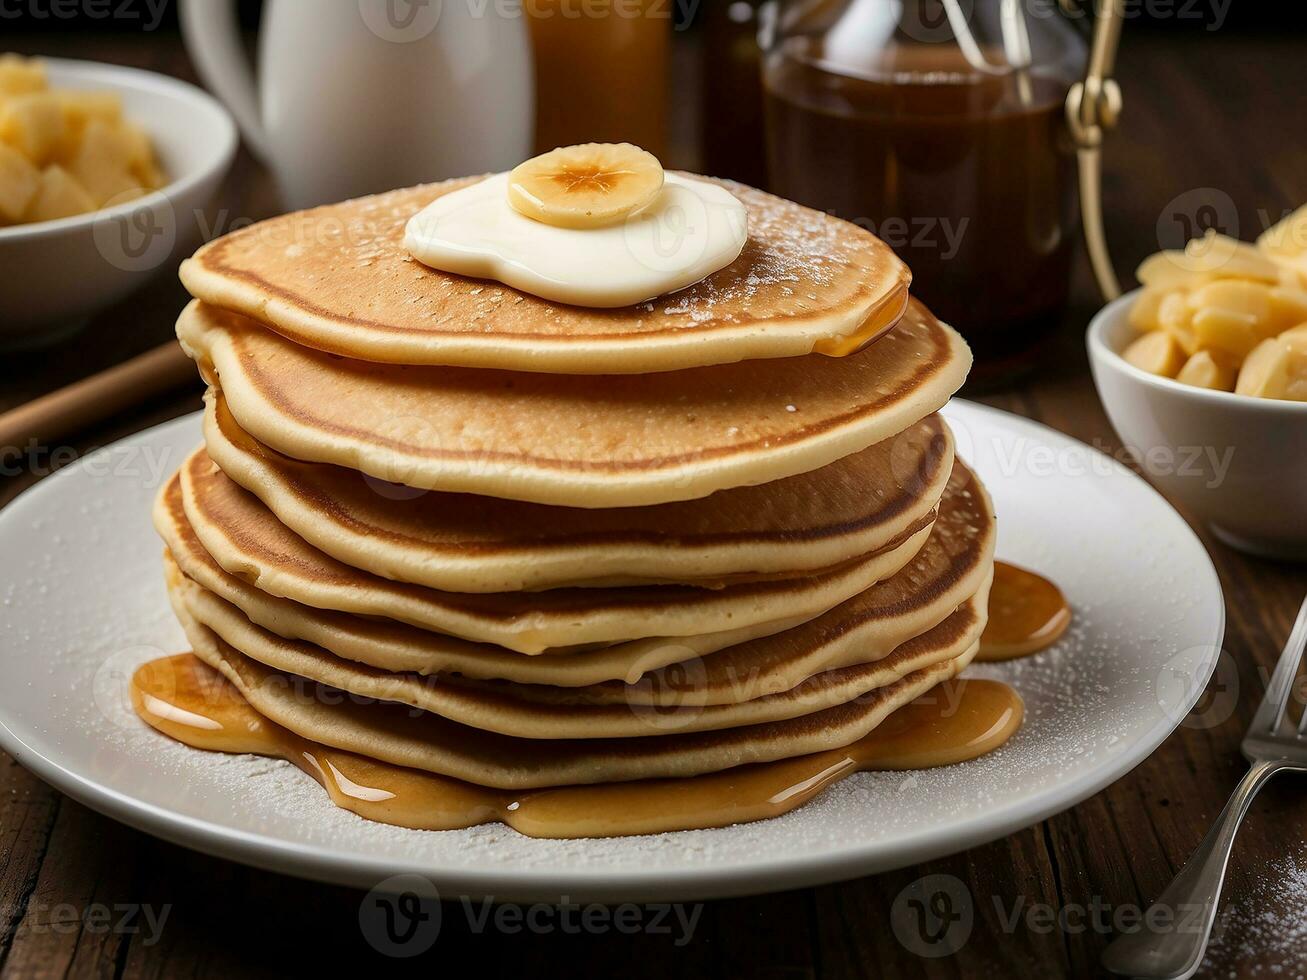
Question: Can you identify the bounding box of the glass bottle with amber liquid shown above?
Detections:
[701,0,769,188]
[762,0,1088,384]
[528,0,670,159]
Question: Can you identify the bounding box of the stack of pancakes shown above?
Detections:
[154,178,992,817]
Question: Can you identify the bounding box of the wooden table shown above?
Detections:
[2,27,1305,980]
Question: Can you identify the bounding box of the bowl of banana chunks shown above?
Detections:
[1088,206,1307,559]
[0,55,236,348]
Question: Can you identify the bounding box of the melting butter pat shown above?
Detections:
[405,171,748,308]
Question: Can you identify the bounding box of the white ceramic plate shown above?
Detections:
[0,402,1224,902]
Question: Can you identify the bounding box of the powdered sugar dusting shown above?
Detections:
[1205,850,1307,977]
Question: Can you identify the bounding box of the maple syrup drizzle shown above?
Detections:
[811,287,908,356]
[131,654,1022,838]
[977,561,1071,662]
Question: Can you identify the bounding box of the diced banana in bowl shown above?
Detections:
[0,54,165,227]
[1124,207,1307,401]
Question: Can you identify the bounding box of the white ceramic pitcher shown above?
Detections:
[179,0,533,209]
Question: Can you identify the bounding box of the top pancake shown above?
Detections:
[179,177,912,374]
[178,298,970,508]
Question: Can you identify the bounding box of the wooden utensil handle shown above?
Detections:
[0,341,198,455]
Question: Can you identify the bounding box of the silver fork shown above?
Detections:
[1102,594,1307,980]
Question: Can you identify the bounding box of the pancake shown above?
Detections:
[157,456,995,689]
[166,451,934,653]
[178,177,913,374]
[169,565,988,740]
[510,463,995,706]
[176,604,980,788]
[176,298,970,507]
[202,390,954,592]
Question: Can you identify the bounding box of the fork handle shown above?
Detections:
[1101,758,1285,979]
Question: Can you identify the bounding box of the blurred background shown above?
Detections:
[3,0,1305,396]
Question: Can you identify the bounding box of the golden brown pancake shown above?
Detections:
[168,565,988,740]
[179,177,913,374]
[177,298,971,507]
[509,463,995,705]
[166,450,934,654]
[158,528,814,688]
[157,456,995,690]
[174,602,980,788]
[202,390,954,592]
[161,481,993,693]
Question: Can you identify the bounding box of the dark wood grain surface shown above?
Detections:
[3,26,1306,980]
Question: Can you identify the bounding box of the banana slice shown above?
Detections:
[1176,350,1238,391]
[1137,233,1280,291]
[1185,232,1282,281]
[1122,330,1187,378]
[1136,251,1202,291]
[1232,324,1307,401]
[1258,204,1307,274]
[507,143,664,229]
[1191,307,1261,359]
[1237,338,1292,399]
[1281,323,1307,345]
[1128,288,1166,331]
[1270,286,1307,329]
[1281,326,1307,401]
[1157,291,1198,354]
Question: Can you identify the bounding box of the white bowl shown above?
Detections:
[1088,290,1307,560]
[0,58,237,349]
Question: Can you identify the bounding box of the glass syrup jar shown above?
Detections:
[762,0,1122,385]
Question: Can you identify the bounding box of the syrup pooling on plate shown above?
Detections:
[132,654,1022,838]
[132,565,1064,835]
[977,562,1072,662]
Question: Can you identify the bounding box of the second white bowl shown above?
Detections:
[1088,290,1307,560]
[0,58,237,349]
